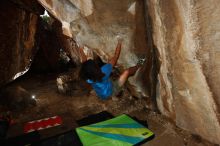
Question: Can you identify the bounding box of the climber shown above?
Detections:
[79,37,141,100]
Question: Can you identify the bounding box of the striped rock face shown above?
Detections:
[147,0,220,144]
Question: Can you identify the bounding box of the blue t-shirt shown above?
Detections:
[87,64,113,99]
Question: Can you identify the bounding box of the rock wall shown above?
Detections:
[0,0,42,87]
[37,0,151,98]
[52,20,82,65]
[146,0,220,144]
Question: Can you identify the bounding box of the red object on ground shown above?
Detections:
[24,116,62,133]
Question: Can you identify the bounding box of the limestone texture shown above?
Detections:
[146,0,220,144]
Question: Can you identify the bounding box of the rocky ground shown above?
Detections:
[0,73,217,146]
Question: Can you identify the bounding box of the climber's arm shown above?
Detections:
[109,39,122,67]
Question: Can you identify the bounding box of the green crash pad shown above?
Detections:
[76,114,154,146]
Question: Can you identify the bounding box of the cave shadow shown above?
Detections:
[139,0,161,112]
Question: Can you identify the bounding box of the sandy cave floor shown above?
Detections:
[0,73,217,146]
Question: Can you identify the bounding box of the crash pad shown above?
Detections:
[76,114,154,146]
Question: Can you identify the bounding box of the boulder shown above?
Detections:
[0,0,40,87]
[37,0,151,98]
[147,0,220,144]
[51,20,82,65]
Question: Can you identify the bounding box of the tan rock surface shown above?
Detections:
[147,0,220,144]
